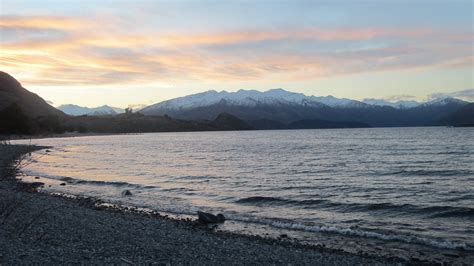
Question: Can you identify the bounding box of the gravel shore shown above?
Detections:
[0,144,398,265]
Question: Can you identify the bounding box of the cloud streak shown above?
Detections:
[429,89,474,102]
[1,15,472,88]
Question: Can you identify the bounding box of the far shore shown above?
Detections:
[2,132,137,141]
[4,125,473,142]
[0,143,404,265]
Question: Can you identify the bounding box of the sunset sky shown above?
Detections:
[1,0,473,108]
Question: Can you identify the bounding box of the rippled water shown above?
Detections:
[16,128,474,262]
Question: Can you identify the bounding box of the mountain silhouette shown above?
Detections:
[0,71,64,118]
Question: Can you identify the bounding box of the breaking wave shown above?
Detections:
[230,215,468,250]
[236,196,474,218]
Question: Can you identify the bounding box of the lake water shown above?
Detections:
[16,128,474,262]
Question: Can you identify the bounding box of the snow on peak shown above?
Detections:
[142,89,362,112]
[362,98,421,109]
[142,89,468,113]
[422,97,467,107]
[310,95,355,107]
[58,104,124,116]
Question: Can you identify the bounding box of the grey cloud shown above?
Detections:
[385,94,417,101]
[429,89,474,102]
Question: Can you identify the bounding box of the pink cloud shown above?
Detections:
[1,15,472,86]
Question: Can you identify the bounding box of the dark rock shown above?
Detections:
[35,176,40,179]
[30,182,45,188]
[121,190,132,196]
[197,211,226,224]
[280,234,288,238]
[60,183,66,186]
[443,253,460,258]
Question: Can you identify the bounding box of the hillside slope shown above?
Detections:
[0,72,64,118]
[441,103,474,127]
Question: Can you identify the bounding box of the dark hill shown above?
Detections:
[211,113,253,130]
[0,71,64,118]
[441,103,474,127]
[0,72,65,134]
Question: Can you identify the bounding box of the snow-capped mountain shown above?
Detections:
[421,97,467,107]
[142,88,468,114]
[362,98,420,109]
[58,104,124,116]
[139,88,470,128]
[141,88,359,113]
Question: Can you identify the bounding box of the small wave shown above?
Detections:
[329,202,422,213]
[236,196,474,218]
[387,169,472,177]
[236,196,406,210]
[446,194,474,201]
[236,196,328,206]
[230,216,467,250]
[236,196,285,203]
[436,151,470,155]
[74,179,135,187]
[341,203,474,218]
[418,181,435,185]
[274,186,321,191]
[173,175,218,180]
[57,176,155,189]
[352,202,410,211]
[268,221,467,250]
[424,206,474,218]
[161,187,195,192]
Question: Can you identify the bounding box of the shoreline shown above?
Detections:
[0,144,403,264]
[4,125,469,141]
[3,132,137,141]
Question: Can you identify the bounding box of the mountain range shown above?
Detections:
[1,70,472,134]
[141,89,430,111]
[139,89,472,128]
[61,89,427,117]
[58,104,125,116]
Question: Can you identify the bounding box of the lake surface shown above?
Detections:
[16,128,474,262]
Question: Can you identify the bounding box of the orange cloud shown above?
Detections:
[0,16,91,31]
[1,15,472,87]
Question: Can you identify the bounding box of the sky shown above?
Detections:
[1,0,473,108]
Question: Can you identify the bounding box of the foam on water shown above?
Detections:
[268,221,467,250]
